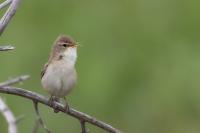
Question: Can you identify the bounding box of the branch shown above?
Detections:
[0,76,27,133]
[15,115,25,124]
[0,45,14,51]
[33,101,51,133]
[0,0,21,35]
[0,86,122,133]
[0,97,17,133]
[32,119,40,133]
[0,75,29,87]
[80,119,88,133]
[0,0,12,10]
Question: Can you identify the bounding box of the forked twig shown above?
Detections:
[80,119,88,133]
[33,101,51,133]
[0,85,122,133]
[32,119,40,133]
[0,97,17,133]
[15,115,25,124]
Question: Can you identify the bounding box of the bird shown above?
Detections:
[41,35,78,112]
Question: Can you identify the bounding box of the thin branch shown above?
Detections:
[0,0,20,132]
[0,45,14,51]
[33,101,51,133]
[0,0,12,10]
[0,97,17,133]
[32,119,40,133]
[0,75,30,87]
[80,119,88,133]
[0,86,122,133]
[15,115,25,124]
[0,0,21,35]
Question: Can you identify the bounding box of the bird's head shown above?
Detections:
[51,35,78,63]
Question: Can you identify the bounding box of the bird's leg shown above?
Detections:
[48,95,54,106]
[48,95,60,113]
[63,97,70,113]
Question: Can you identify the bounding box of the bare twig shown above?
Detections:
[0,1,19,132]
[0,0,12,10]
[0,97,17,133]
[33,101,51,133]
[0,75,30,87]
[80,119,88,133]
[0,86,122,133]
[0,0,20,35]
[15,115,25,124]
[32,119,40,133]
[0,45,14,51]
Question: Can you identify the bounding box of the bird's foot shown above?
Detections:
[64,103,70,113]
[48,96,60,113]
[63,97,70,113]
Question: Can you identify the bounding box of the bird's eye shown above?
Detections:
[62,44,67,47]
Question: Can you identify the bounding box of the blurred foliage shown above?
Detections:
[1,0,200,133]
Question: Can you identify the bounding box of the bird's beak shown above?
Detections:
[72,43,79,48]
[62,43,78,48]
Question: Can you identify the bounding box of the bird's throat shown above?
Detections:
[62,47,77,66]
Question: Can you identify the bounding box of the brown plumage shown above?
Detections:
[41,35,76,79]
[41,34,78,112]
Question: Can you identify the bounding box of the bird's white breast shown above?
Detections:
[41,48,77,97]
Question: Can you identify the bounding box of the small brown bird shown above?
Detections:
[41,35,78,111]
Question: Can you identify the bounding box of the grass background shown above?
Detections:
[1,0,200,132]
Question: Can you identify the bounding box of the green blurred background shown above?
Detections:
[1,0,200,132]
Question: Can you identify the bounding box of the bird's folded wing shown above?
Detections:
[41,63,48,79]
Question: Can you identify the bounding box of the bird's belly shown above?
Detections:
[41,62,76,97]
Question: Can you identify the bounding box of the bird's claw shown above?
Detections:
[65,104,70,113]
[48,96,60,113]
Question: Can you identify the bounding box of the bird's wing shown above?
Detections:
[41,63,48,79]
